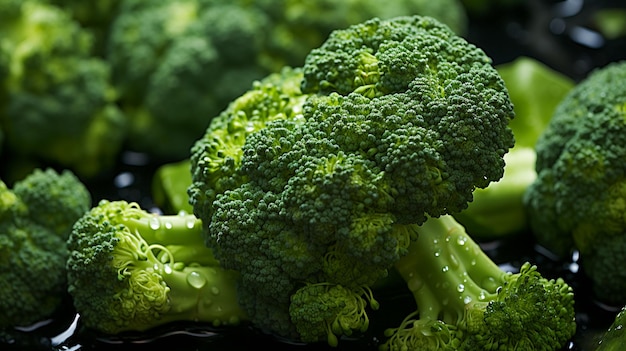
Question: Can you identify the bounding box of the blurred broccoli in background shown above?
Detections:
[47,0,124,55]
[254,0,468,72]
[105,0,468,162]
[105,0,271,161]
[0,0,126,179]
[0,168,91,328]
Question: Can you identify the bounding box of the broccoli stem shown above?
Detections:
[393,215,507,323]
[119,210,219,267]
[123,211,205,246]
[159,264,246,326]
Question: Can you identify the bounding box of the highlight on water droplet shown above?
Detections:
[463,296,472,305]
[186,217,197,229]
[456,236,467,246]
[163,264,173,274]
[478,290,487,301]
[149,217,160,230]
[441,265,449,273]
[187,271,207,289]
[457,284,465,293]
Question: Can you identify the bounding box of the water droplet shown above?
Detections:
[149,217,160,230]
[164,221,173,230]
[478,290,487,301]
[457,284,465,293]
[441,266,449,273]
[211,286,220,295]
[163,264,172,274]
[186,217,197,229]
[470,259,477,266]
[408,278,424,292]
[457,236,467,246]
[463,296,472,305]
[434,249,441,257]
[187,271,207,289]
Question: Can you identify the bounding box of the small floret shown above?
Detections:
[0,168,91,328]
[190,16,515,345]
[379,215,577,351]
[523,60,626,305]
[66,199,247,334]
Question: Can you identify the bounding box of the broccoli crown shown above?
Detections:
[0,168,91,328]
[522,61,626,303]
[0,0,126,177]
[66,200,247,334]
[190,16,514,344]
[380,215,576,351]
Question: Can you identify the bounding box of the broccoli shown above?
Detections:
[379,214,576,350]
[66,199,247,334]
[0,168,91,328]
[186,15,574,347]
[523,60,626,305]
[106,0,271,160]
[0,0,126,178]
[596,305,626,351]
[453,57,575,240]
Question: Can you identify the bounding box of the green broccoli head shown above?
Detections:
[66,200,247,334]
[190,16,515,344]
[523,60,626,304]
[0,0,126,178]
[0,168,91,328]
[380,215,576,351]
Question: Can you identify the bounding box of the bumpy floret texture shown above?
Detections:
[523,61,626,304]
[0,168,91,328]
[190,16,514,343]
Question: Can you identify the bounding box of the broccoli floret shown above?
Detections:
[190,16,517,345]
[0,0,126,178]
[379,215,576,351]
[596,306,626,351]
[66,199,247,334]
[523,60,626,305]
[453,57,575,240]
[0,168,91,328]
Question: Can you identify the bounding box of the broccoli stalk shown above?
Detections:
[381,215,577,350]
[66,200,247,334]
